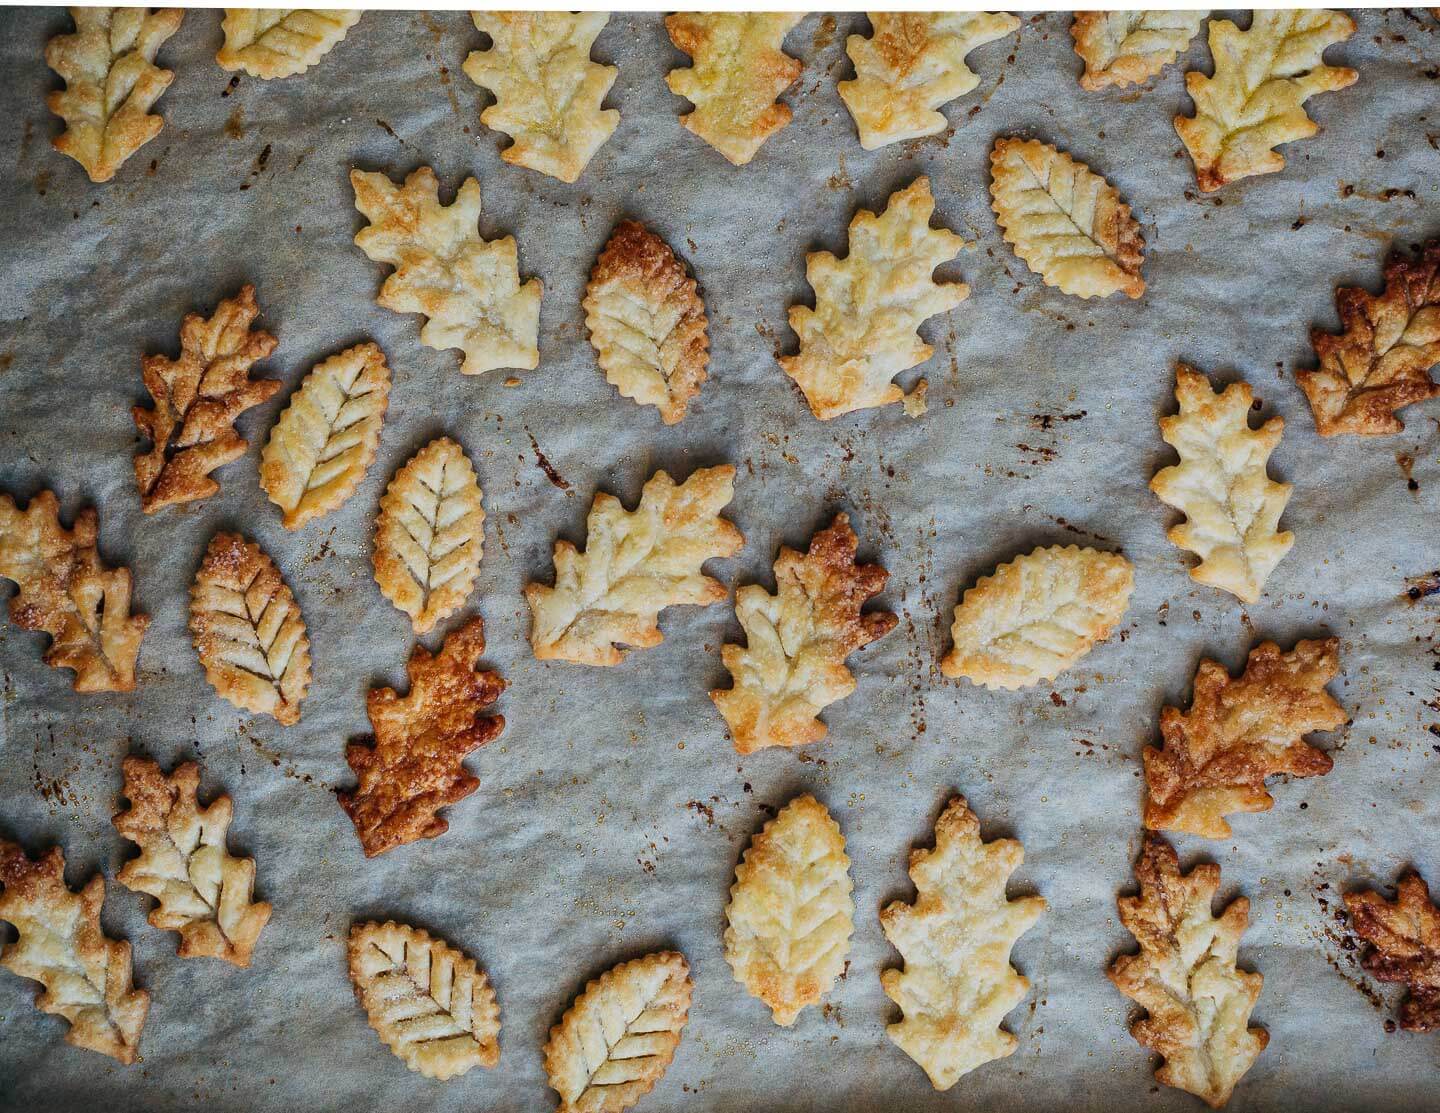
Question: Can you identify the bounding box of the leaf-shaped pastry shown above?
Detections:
[1175,10,1357,192]
[1109,836,1267,1109]
[0,840,149,1064]
[45,7,183,183]
[348,920,500,1079]
[940,544,1134,690]
[881,796,1045,1090]
[190,532,311,726]
[665,13,802,166]
[839,12,1020,149]
[712,513,897,754]
[373,437,485,635]
[990,137,1145,300]
[1344,870,1440,1032]
[216,9,360,78]
[525,465,744,666]
[544,951,692,1113]
[583,221,709,425]
[133,285,282,513]
[1150,365,1292,603]
[463,12,619,183]
[1071,11,1206,91]
[725,794,854,1025]
[0,490,148,692]
[351,166,542,376]
[1299,241,1440,436]
[113,756,271,967]
[260,342,391,529]
[780,176,968,420]
[1143,638,1344,839]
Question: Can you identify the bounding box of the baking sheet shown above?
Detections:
[1,8,1438,1111]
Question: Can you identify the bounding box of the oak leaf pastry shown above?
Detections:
[780,177,967,420]
[725,794,854,1025]
[1150,365,1292,603]
[1175,10,1357,192]
[348,920,500,1079]
[1143,638,1344,838]
[0,840,149,1064]
[0,490,148,692]
[1108,836,1267,1109]
[260,342,391,529]
[189,532,312,726]
[133,285,282,513]
[463,12,619,183]
[351,166,542,376]
[989,137,1145,300]
[839,12,1019,149]
[1343,870,1440,1032]
[940,544,1133,691]
[1299,240,1440,436]
[711,513,897,754]
[1070,11,1206,91]
[525,465,743,666]
[338,618,505,858]
[664,13,802,166]
[544,951,691,1113]
[583,221,709,425]
[113,756,271,967]
[373,437,485,634]
[46,7,183,182]
[216,9,360,78]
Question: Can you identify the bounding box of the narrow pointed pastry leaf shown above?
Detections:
[1344,871,1440,1032]
[216,9,360,78]
[1071,11,1206,91]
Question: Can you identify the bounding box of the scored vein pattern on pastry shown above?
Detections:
[1343,870,1440,1033]
[216,9,360,79]
[881,796,1045,1090]
[665,13,803,166]
[463,12,619,183]
[724,794,854,1026]
[1299,240,1440,436]
[1143,638,1344,838]
[348,920,500,1079]
[45,7,183,182]
[351,166,542,376]
[133,284,282,513]
[1071,11,1206,91]
[780,176,968,420]
[373,436,485,634]
[544,950,692,1113]
[113,756,271,967]
[260,342,391,529]
[989,137,1145,300]
[839,12,1019,149]
[1108,836,1267,1109]
[941,544,1134,690]
[1175,10,1357,192]
[0,840,150,1064]
[525,465,744,666]
[1150,364,1292,603]
[583,221,710,425]
[189,532,312,726]
[712,513,897,754]
[0,490,148,692]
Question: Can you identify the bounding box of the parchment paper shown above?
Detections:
[1,9,1438,1112]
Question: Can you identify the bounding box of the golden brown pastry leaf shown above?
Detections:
[1071,11,1205,91]
[216,9,360,78]
[1344,871,1440,1032]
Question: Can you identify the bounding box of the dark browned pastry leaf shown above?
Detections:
[1345,871,1440,1032]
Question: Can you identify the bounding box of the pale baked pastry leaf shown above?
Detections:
[1175,10,1357,192]
[351,166,542,376]
[114,756,271,967]
[725,794,854,1025]
[1143,638,1344,839]
[463,12,619,183]
[348,920,500,1079]
[216,9,360,79]
[1109,836,1267,1109]
[525,465,743,666]
[0,840,149,1064]
[0,490,148,692]
[839,12,1019,149]
[940,544,1134,691]
[544,951,692,1113]
[1071,11,1206,91]
[780,176,968,420]
[1344,871,1440,1032]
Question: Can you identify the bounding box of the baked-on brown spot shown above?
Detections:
[1344,871,1440,1032]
